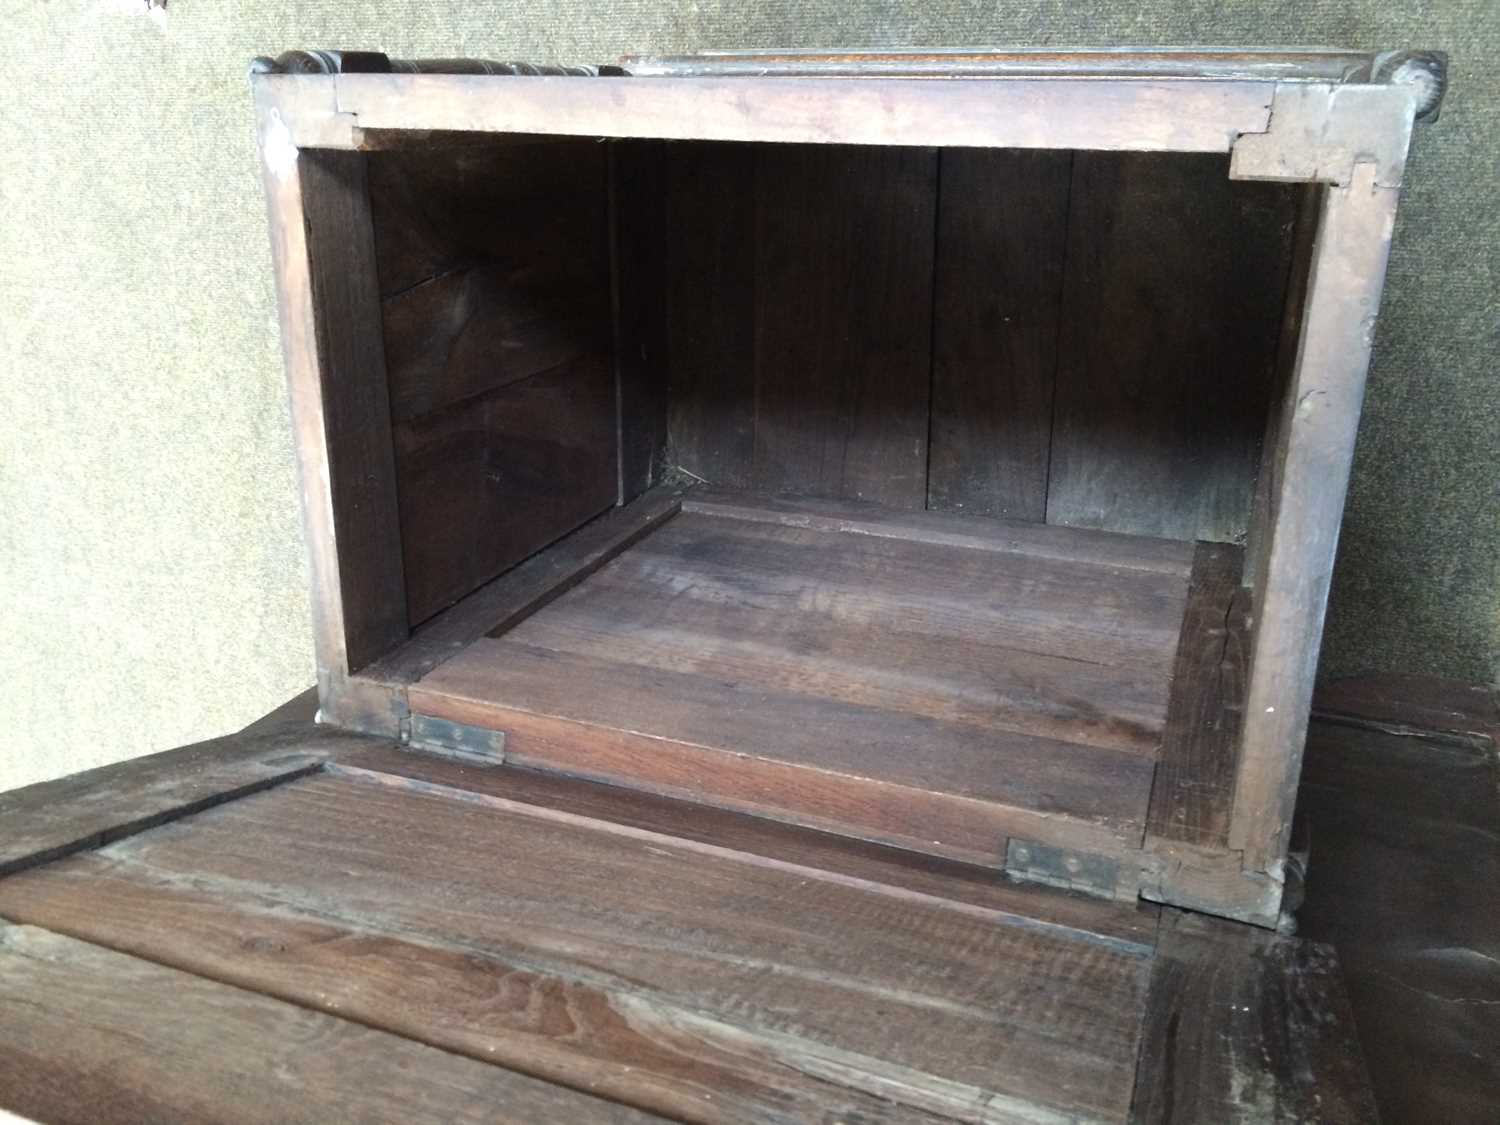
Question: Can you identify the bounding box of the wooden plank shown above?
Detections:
[362,484,682,686]
[1145,543,1249,848]
[1232,166,1403,871]
[1313,672,1500,746]
[612,140,671,501]
[684,487,1197,576]
[0,773,1152,1122]
[0,924,662,1125]
[338,744,1161,951]
[1129,910,1378,1124]
[928,149,1072,520]
[412,640,1153,860]
[599,511,1189,676]
[0,720,375,879]
[393,356,617,623]
[663,142,757,487]
[751,145,936,509]
[506,519,1179,749]
[298,149,409,671]
[367,139,611,422]
[334,74,1274,153]
[1047,153,1299,543]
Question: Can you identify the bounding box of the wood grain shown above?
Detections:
[337,744,1161,951]
[1047,153,1299,544]
[392,356,617,623]
[0,720,372,879]
[0,773,1152,1123]
[0,923,662,1125]
[364,484,682,686]
[335,74,1274,153]
[1145,543,1249,849]
[298,149,409,670]
[751,144,936,509]
[929,149,1072,520]
[684,487,1196,577]
[1130,910,1378,1124]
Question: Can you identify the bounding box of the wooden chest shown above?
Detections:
[251,47,1445,928]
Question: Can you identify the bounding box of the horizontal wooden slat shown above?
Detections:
[683,488,1197,576]
[0,773,1152,1123]
[337,744,1161,952]
[413,641,1152,860]
[0,923,661,1125]
[0,721,373,879]
[333,75,1273,153]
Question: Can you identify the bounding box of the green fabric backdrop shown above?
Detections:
[1,2,1494,789]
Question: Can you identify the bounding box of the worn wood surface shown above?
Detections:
[1130,909,1378,1123]
[365,484,683,687]
[1314,672,1500,746]
[1048,153,1299,544]
[928,149,1072,521]
[0,720,372,880]
[0,924,663,1125]
[298,149,410,670]
[333,74,1274,153]
[410,498,1192,862]
[683,488,1196,576]
[1145,543,1249,849]
[1232,166,1402,871]
[339,745,1160,950]
[752,145,936,508]
[0,771,1152,1123]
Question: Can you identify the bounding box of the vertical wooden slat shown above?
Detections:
[1047,153,1299,543]
[613,140,671,502]
[752,145,938,509]
[663,142,758,487]
[1231,165,1402,870]
[928,150,1071,520]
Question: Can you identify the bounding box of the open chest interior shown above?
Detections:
[293,128,1324,922]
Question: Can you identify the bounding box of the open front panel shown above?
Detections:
[300,131,1313,918]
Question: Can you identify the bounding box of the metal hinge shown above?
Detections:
[405,714,507,767]
[1004,839,1120,899]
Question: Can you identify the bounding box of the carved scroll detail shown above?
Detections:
[250,50,622,78]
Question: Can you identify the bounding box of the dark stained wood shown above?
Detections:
[298,149,409,670]
[0,773,1153,1123]
[0,924,662,1125]
[1130,909,1379,1124]
[1145,543,1250,849]
[662,142,758,488]
[1314,672,1500,746]
[612,140,671,501]
[337,745,1161,951]
[393,356,617,623]
[684,487,1197,577]
[751,145,937,509]
[928,149,1072,521]
[0,721,373,880]
[1047,153,1299,544]
[364,484,683,686]
[366,139,610,421]
[1298,720,1500,1124]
